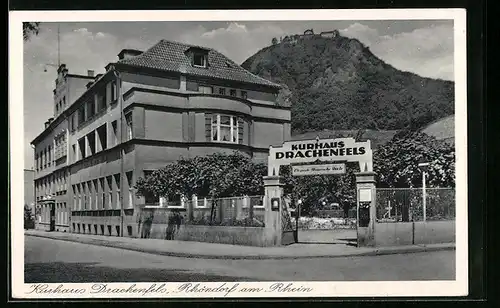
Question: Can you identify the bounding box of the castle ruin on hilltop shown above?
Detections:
[278,29,340,45]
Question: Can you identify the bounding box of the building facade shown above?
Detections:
[24,169,35,217]
[31,40,291,237]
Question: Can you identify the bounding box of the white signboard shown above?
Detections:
[292,163,346,176]
[268,137,373,175]
[359,188,372,202]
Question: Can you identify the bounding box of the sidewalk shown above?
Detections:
[25,229,455,260]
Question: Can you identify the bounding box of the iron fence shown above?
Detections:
[376,188,455,222]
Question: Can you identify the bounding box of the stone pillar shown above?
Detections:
[263,175,284,246]
[355,171,377,247]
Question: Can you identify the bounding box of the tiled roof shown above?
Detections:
[118,40,281,89]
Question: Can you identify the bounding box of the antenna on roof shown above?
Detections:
[57,24,60,67]
[43,24,61,72]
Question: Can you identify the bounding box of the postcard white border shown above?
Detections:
[9,9,468,299]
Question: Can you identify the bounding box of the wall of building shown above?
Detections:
[24,170,35,206]
[252,121,285,148]
[31,64,290,238]
[121,72,180,92]
[144,110,184,141]
[68,76,94,107]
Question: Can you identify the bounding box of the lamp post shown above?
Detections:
[417,161,430,222]
[296,199,302,225]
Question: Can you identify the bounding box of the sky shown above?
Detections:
[22,20,454,169]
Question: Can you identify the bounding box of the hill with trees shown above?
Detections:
[241,33,455,134]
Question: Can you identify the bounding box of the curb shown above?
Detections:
[25,233,455,260]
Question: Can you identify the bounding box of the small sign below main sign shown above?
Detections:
[292,163,346,176]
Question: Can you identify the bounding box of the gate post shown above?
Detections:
[355,171,377,247]
[263,175,284,246]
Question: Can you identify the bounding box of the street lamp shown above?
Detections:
[417,160,430,222]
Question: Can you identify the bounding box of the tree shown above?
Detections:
[134,152,268,223]
[23,22,41,41]
[271,37,278,45]
[24,205,35,230]
[373,130,455,188]
[280,163,357,217]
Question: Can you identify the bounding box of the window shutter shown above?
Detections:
[238,118,244,144]
[205,113,212,141]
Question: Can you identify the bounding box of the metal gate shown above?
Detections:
[281,197,297,245]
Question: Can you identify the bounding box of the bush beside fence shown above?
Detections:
[376,188,455,222]
[374,187,455,245]
[136,195,267,244]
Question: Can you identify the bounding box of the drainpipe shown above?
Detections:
[112,68,124,237]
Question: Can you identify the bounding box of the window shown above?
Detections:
[126,172,133,209]
[230,89,237,97]
[63,96,66,108]
[87,181,93,210]
[77,106,85,125]
[55,133,67,161]
[111,121,118,146]
[97,88,106,112]
[114,174,121,209]
[72,144,76,162]
[106,176,113,209]
[211,114,239,143]
[78,138,86,159]
[87,100,95,120]
[47,146,52,166]
[111,81,117,102]
[193,53,207,68]
[69,113,74,132]
[93,179,98,210]
[218,88,226,95]
[241,91,248,99]
[198,85,213,94]
[99,178,105,209]
[87,131,96,156]
[82,183,87,210]
[125,113,133,141]
[72,185,77,210]
[97,124,107,151]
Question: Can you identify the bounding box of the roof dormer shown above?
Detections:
[185,47,209,69]
[118,49,143,60]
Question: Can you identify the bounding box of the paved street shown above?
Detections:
[25,236,455,282]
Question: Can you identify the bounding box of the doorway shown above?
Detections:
[49,203,56,231]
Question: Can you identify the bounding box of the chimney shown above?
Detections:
[57,64,67,74]
[117,49,143,60]
[87,70,95,77]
